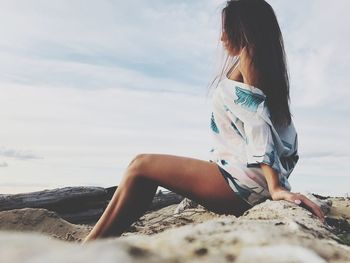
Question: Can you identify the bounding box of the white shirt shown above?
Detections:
[208,64,299,206]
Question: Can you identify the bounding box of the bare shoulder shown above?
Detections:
[228,65,244,82]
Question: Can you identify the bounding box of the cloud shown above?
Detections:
[300,152,350,159]
[0,0,223,94]
[0,82,213,192]
[1,0,349,109]
[0,147,42,160]
[0,161,8,167]
[269,0,350,109]
[0,1,349,194]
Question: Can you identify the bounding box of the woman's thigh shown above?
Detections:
[129,153,252,216]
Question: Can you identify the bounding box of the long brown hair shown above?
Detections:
[207,0,292,127]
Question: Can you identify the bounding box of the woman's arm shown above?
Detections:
[260,163,326,223]
[239,45,325,223]
[260,163,281,194]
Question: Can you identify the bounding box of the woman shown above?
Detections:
[83,0,325,243]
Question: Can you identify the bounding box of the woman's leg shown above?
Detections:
[83,153,251,243]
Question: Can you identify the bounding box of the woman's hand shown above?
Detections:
[270,186,326,224]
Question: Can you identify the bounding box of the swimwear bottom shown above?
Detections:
[217,164,255,208]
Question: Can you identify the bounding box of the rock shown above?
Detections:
[121,203,221,237]
[0,208,91,242]
[173,197,201,214]
[0,194,349,263]
[0,231,165,263]
[236,244,328,263]
[119,196,350,262]
[303,192,332,215]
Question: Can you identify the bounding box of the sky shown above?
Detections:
[0,0,349,196]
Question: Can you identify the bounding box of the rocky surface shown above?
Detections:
[0,208,92,242]
[0,193,349,262]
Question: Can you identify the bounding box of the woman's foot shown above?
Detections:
[81,232,96,245]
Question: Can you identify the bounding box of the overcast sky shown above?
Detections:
[0,0,349,195]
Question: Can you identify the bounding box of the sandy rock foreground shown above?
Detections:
[0,194,349,263]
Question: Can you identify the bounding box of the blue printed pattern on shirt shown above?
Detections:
[234,86,265,112]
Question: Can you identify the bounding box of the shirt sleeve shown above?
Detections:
[220,84,279,170]
[243,116,278,170]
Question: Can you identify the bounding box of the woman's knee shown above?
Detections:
[127,153,149,175]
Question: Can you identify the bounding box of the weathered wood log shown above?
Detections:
[61,208,106,225]
[0,186,184,225]
[0,186,110,212]
[59,189,185,225]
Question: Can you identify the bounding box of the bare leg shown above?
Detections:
[82,153,252,243]
[83,159,158,241]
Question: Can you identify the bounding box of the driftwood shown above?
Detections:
[0,186,184,225]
